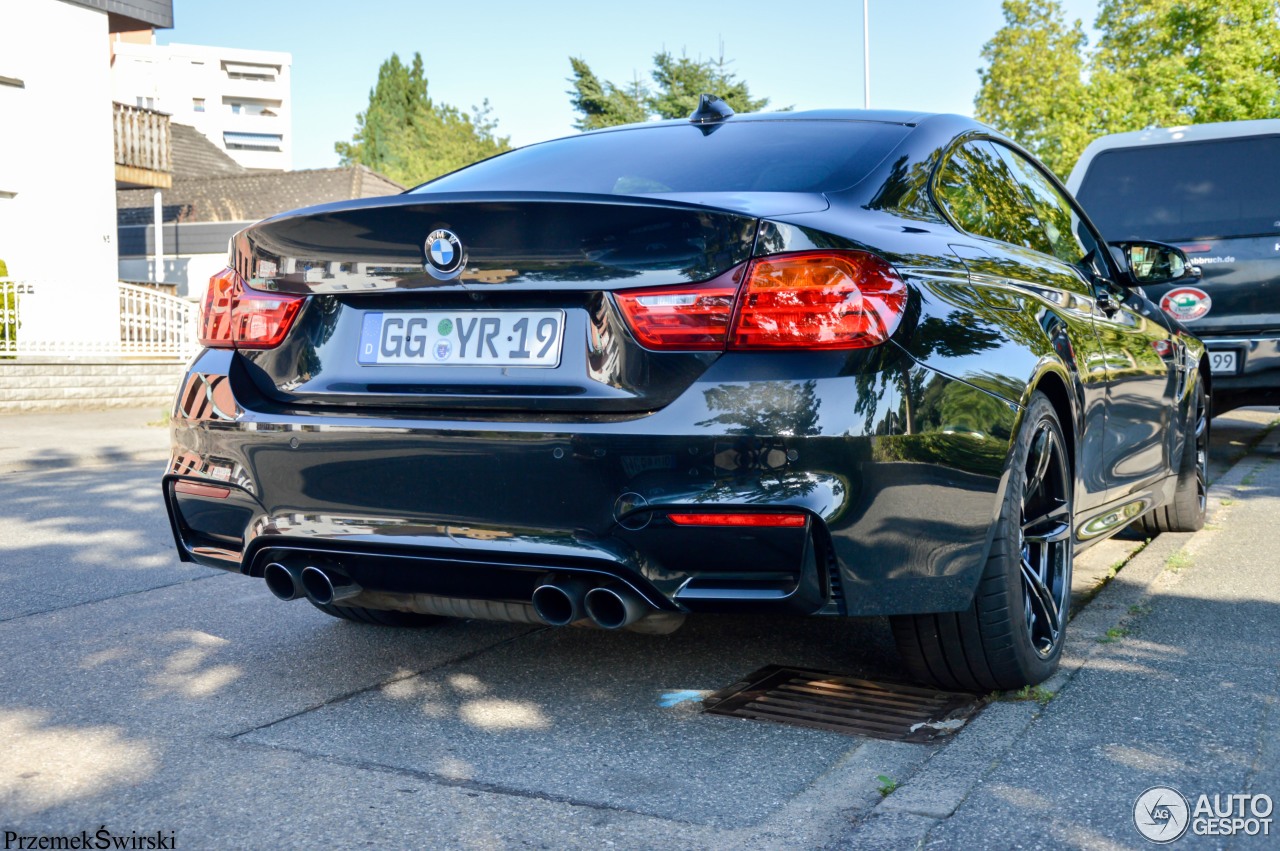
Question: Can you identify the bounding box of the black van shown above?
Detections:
[1068,121,1280,414]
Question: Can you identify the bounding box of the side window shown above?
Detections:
[935,141,1054,256]
[992,143,1099,267]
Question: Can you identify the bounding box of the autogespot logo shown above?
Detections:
[1133,786,1275,842]
[424,228,466,280]
[1134,786,1191,843]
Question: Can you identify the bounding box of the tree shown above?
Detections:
[335,52,510,186]
[976,0,1280,177]
[567,58,648,131]
[1090,0,1280,132]
[568,49,773,129]
[975,0,1091,177]
[646,51,771,119]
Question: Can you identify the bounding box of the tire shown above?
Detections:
[891,391,1073,691]
[308,600,447,628]
[1135,376,1208,535]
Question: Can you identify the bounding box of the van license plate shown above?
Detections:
[1208,351,1238,375]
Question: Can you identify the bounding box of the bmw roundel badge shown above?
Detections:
[424,228,466,280]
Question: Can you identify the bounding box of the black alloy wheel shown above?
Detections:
[1019,416,1073,659]
[892,391,1073,690]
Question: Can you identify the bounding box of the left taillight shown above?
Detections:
[199,268,304,350]
[612,250,908,352]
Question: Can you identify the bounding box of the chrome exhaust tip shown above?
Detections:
[584,584,649,630]
[300,565,362,606]
[531,578,588,626]
[263,562,304,601]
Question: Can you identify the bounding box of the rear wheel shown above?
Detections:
[891,392,1073,691]
[308,601,447,627]
[1135,376,1208,535]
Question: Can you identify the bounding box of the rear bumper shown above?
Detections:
[1199,335,1280,412]
[163,347,1016,618]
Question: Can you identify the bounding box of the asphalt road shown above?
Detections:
[0,406,1276,848]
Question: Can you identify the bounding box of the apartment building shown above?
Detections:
[111,40,292,171]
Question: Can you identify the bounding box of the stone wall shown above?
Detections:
[0,360,185,413]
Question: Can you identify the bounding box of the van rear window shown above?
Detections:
[1076,135,1280,242]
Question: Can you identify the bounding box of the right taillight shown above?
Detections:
[613,281,740,350]
[729,250,907,350]
[199,268,304,350]
[613,251,907,352]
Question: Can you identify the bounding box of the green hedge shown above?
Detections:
[1,259,15,358]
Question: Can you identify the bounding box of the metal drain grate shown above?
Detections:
[702,665,982,742]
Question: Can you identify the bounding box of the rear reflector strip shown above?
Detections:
[174,480,231,499]
[667,512,807,528]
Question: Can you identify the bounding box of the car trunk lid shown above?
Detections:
[232,193,766,414]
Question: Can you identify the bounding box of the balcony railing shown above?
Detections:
[113,102,172,189]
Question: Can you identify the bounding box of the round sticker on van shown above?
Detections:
[1161,287,1212,322]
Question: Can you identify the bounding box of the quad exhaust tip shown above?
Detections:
[584,584,648,630]
[263,562,305,601]
[299,565,362,606]
[532,577,588,626]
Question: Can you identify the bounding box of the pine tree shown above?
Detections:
[335,52,510,186]
[568,49,774,130]
[567,58,648,131]
[645,50,770,120]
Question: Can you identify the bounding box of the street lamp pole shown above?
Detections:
[863,0,871,109]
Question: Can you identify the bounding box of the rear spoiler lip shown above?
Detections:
[248,189,828,230]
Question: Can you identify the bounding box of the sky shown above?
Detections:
[158,0,1103,171]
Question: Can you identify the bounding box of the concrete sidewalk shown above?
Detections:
[0,407,169,475]
[844,425,1280,849]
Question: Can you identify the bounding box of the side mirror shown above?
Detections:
[1114,240,1201,286]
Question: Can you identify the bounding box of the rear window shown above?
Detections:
[414,121,910,196]
[1076,135,1280,241]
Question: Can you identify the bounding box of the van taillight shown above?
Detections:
[613,251,907,352]
[199,268,304,350]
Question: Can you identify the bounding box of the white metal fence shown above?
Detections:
[0,279,200,360]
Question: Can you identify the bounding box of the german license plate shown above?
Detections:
[358,311,565,367]
[1208,350,1238,375]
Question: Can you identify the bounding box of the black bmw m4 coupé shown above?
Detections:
[164,99,1208,691]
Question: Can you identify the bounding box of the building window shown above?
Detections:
[223,62,277,82]
[226,99,280,117]
[135,96,155,109]
[193,98,205,112]
[224,132,283,152]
